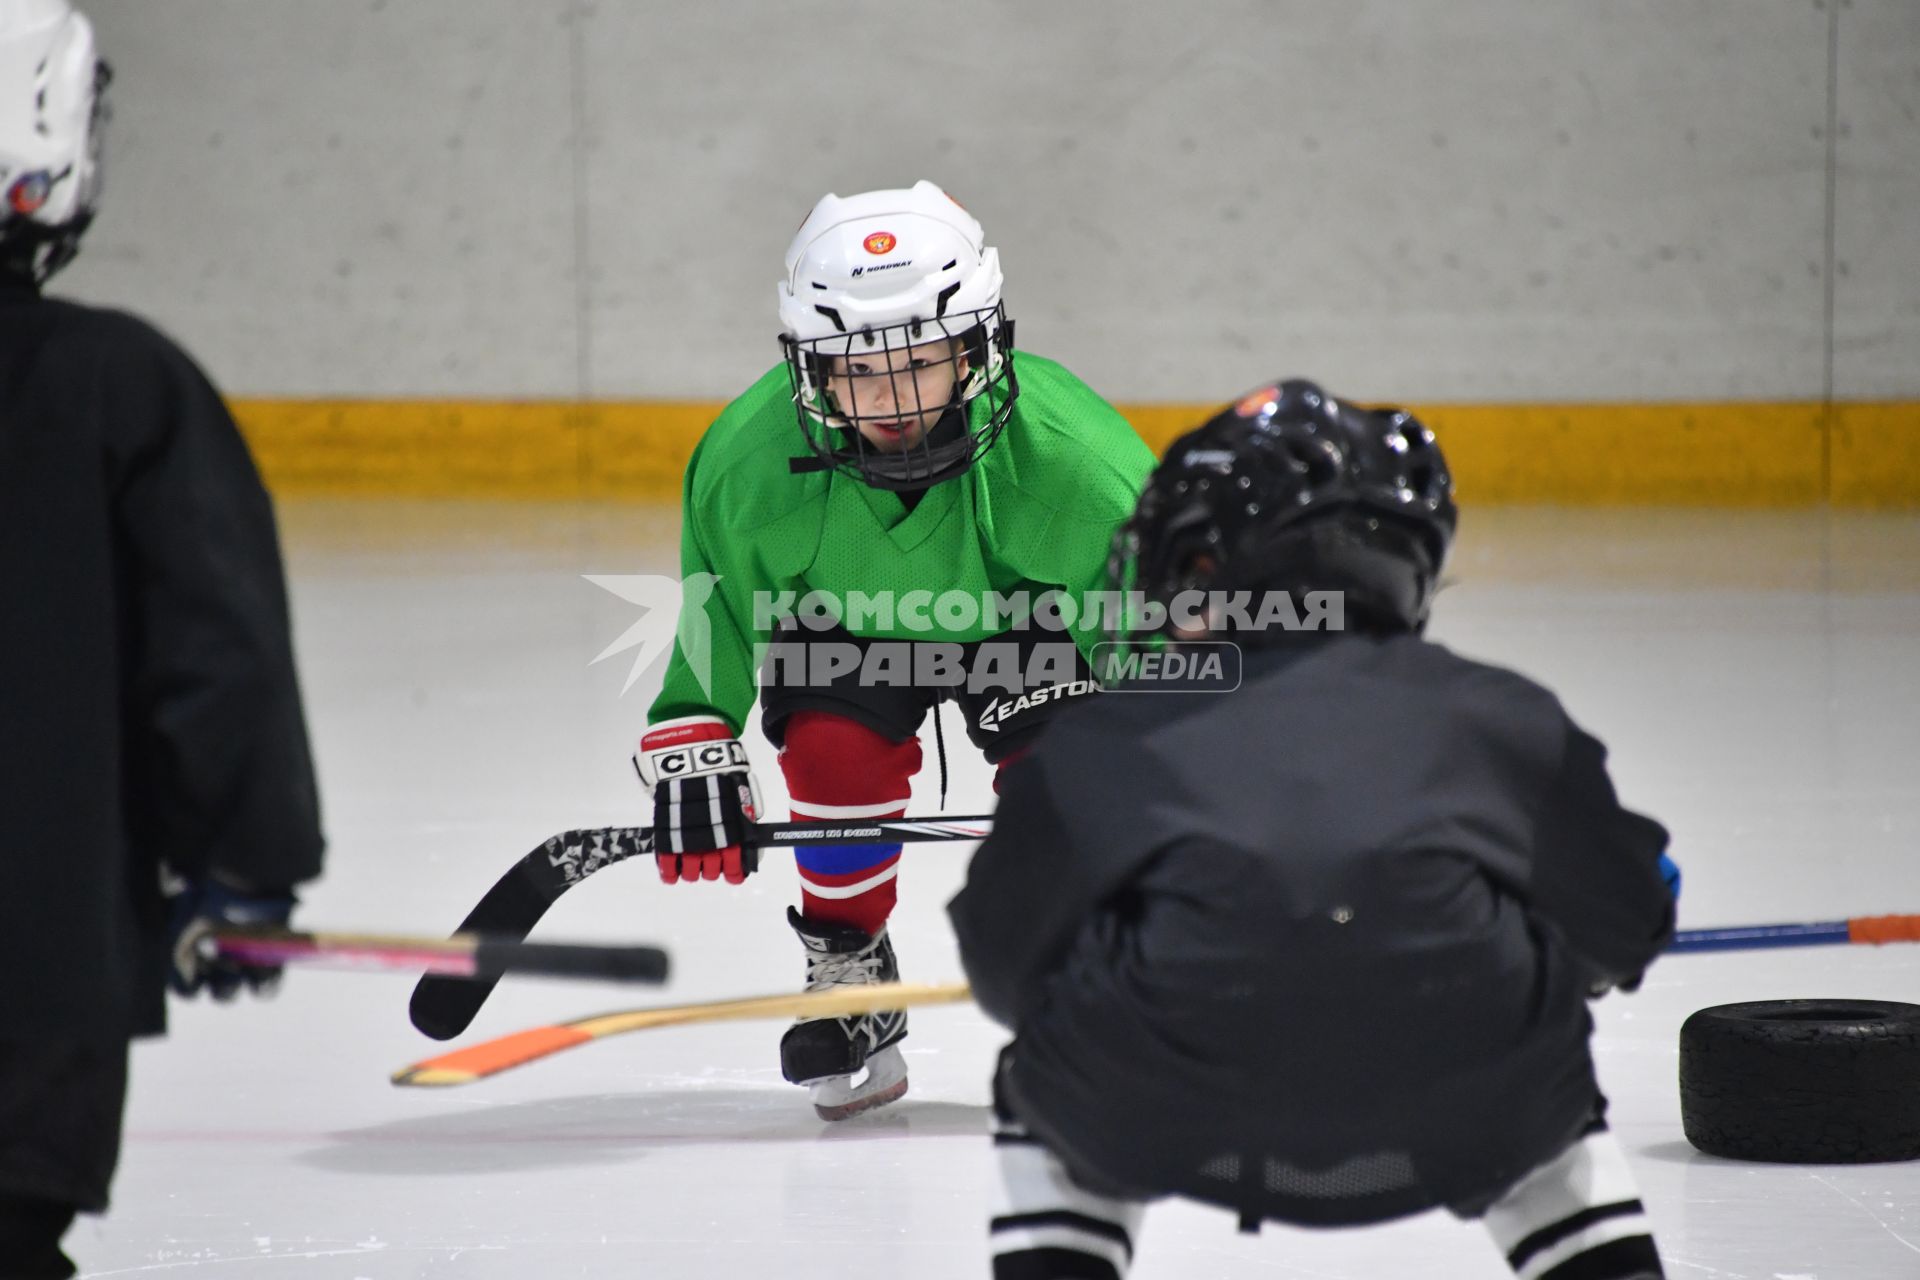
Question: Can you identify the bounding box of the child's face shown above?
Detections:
[823,338,969,454]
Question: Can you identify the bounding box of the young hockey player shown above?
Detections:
[633,180,1154,1119]
[0,4,325,1274]
[950,380,1676,1278]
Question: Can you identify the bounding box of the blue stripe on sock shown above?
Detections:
[795,842,903,877]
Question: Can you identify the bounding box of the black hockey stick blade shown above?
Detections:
[407,815,995,1041]
[409,827,649,1040]
[475,937,670,984]
[216,926,670,985]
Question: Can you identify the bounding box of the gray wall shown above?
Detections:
[62,0,1920,403]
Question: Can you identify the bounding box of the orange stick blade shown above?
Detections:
[392,1024,595,1087]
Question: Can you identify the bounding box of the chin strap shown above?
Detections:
[0,215,90,287]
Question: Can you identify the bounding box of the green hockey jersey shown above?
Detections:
[647,353,1155,734]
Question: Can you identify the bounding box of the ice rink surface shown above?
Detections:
[70,502,1920,1278]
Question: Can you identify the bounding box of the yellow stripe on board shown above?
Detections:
[229,399,1920,508]
[1831,403,1920,509]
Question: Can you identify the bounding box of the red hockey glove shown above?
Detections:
[634,716,764,885]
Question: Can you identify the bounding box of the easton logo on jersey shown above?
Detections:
[862,231,897,255]
[976,679,1101,733]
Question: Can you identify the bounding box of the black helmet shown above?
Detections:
[1110,378,1457,639]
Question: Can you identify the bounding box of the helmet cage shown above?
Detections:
[782,303,1016,492]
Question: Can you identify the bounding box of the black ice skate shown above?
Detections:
[779,907,908,1120]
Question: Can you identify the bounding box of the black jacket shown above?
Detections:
[949,633,1672,1225]
[0,278,324,1044]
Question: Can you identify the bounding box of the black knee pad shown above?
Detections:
[951,634,1100,759]
[758,619,937,748]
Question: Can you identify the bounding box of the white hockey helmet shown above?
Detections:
[778,180,1018,491]
[0,0,109,283]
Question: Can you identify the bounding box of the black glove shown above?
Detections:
[167,876,298,1000]
[1594,850,1683,998]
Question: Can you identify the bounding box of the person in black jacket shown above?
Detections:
[0,4,325,1275]
[949,379,1676,1279]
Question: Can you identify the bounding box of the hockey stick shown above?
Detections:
[408,816,994,1040]
[394,982,972,1087]
[390,911,1920,1089]
[1665,913,1920,953]
[408,827,648,1040]
[214,926,670,984]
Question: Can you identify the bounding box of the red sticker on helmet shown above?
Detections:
[1235,385,1280,418]
[6,171,52,216]
[863,231,897,255]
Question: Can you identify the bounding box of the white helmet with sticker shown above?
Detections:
[778,180,1017,491]
[0,0,110,283]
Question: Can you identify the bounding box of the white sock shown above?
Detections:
[1481,1119,1664,1279]
[988,1103,1146,1279]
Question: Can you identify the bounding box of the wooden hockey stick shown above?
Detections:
[389,911,1920,1089]
[392,981,972,1087]
[213,927,670,984]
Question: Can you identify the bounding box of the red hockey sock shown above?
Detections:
[780,711,922,936]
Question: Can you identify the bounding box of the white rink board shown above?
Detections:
[57,1,1920,402]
